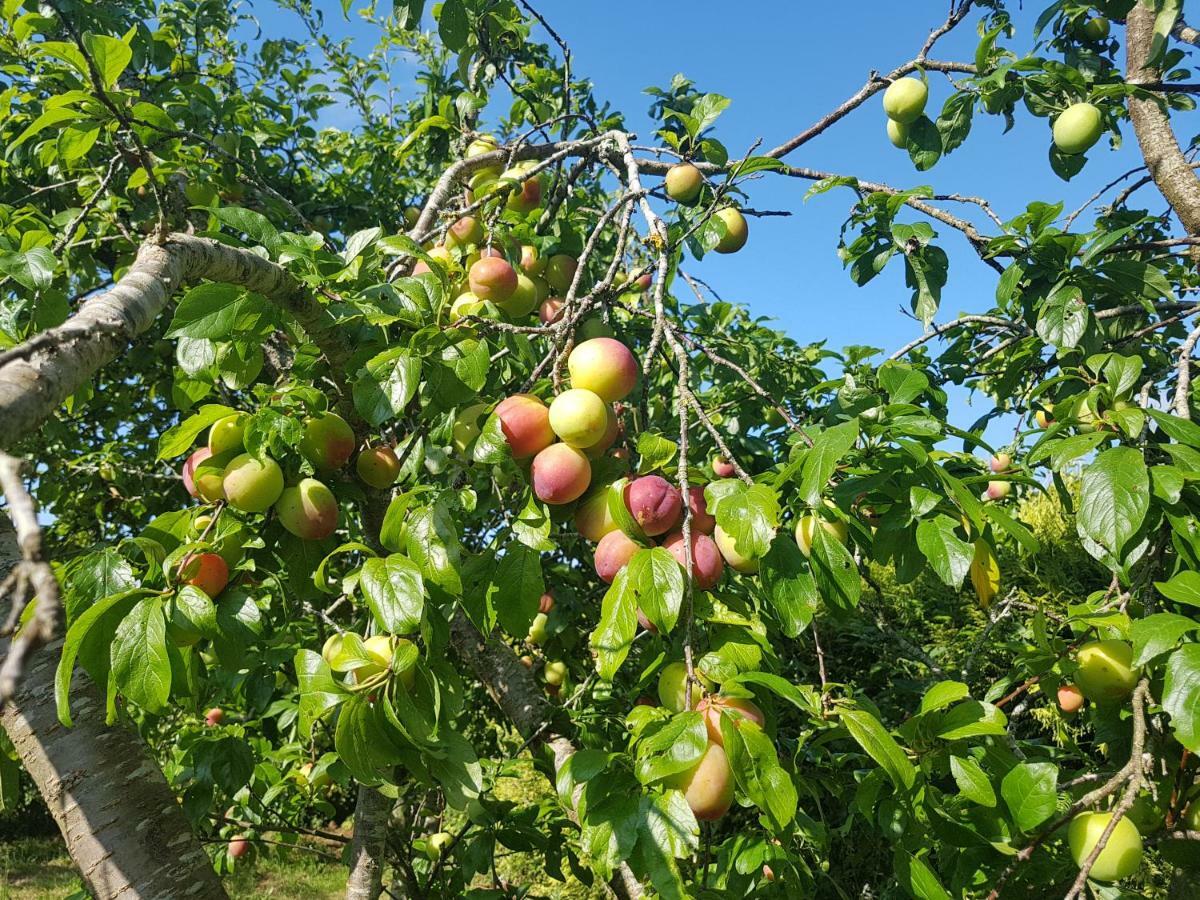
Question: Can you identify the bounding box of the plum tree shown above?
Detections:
[1067,812,1143,881]
[179,552,229,599]
[275,478,339,540]
[666,742,735,821]
[1053,102,1103,155]
[548,388,609,448]
[662,529,724,590]
[298,412,355,472]
[665,162,703,203]
[882,76,927,123]
[222,454,285,512]
[625,475,683,535]
[494,394,556,458]
[228,838,249,860]
[567,337,639,402]
[1074,640,1139,701]
[356,445,401,489]
[697,694,765,746]
[530,442,591,504]
[594,528,640,583]
[713,207,748,254]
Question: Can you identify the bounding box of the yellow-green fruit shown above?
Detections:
[354,634,395,681]
[527,612,549,645]
[193,514,214,534]
[1053,103,1103,155]
[275,478,338,540]
[657,661,713,712]
[713,208,748,254]
[1067,812,1143,882]
[299,412,355,472]
[575,489,618,542]
[452,403,490,456]
[883,77,928,124]
[403,206,421,229]
[665,162,703,204]
[465,135,499,158]
[795,513,848,557]
[1075,640,1138,702]
[356,445,401,490]
[426,831,453,861]
[887,118,909,149]
[549,388,609,448]
[322,633,354,671]
[498,271,539,317]
[666,741,735,821]
[208,413,247,454]
[714,524,760,574]
[544,254,578,294]
[450,291,486,321]
[544,660,568,686]
[222,454,284,512]
[1184,799,1200,831]
[1074,16,1110,42]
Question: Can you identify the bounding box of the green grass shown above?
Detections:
[0,837,82,899]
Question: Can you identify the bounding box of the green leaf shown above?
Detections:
[438,0,469,51]
[1000,762,1058,832]
[55,588,145,726]
[707,482,779,561]
[760,534,817,637]
[810,516,862,612]
[590,566,637,680]
[111,596,171,713]
[471,410,511,465]
[1147,409,1200,448]
[491,543,544,638]
[166,283,268,340]
[156,404,236,460]
[730,671,821,715]
[405,498,463,595]
[920,681,970,715]
[0,247,56,291]
[82,33,132,89]
[916,515,973,588]
[294,649,346,740]
[635,432,677,474]
[212,206,281,255]
[798,419,858,506]
[354,347,420,426]
[722,719,797,830]
[894,848,953,900]
[1131,613,1198,667]
[936,700,1008,740]
[1156,571,1200,608]
[1077,447,1149,562]
[1036,283,1088,349]
[635,712,707,784]
[839,704,916,790]
[628,548,684,635]
[1164,644,1200,753]
[359,554,425,634]
[905,116,942,171]
[950,754,996,807]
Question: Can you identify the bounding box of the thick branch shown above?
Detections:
[1126,4,1200,243]
[0,233,356,451]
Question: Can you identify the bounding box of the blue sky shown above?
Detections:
[253,1,1166,444]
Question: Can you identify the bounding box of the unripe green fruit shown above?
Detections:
[795,513,848,557]
[208,413,247,454]
[527,612,549,645]
[713,208,748,254]
[426,831,453,861]
[465,135,498,158]
[1067,812,1143,881]
[1053,103,1103,156]
[665,163,703,203]
[299,413,355,472]
[356,445,401,489]
[544,660,567,686]
[452,403,490,456]
[275,478,339,540]
[544,254,578,293]
[549,388,609,448]
[222,454,284,513]
[883,77,928,124]
[498,271,539,317]
[887,119,909,149]
[1075,640,1138,702]
[1074,16,1110,42]
[575,489,618,542]
[714,524,760,574]
[657,661,713,712]
[450,291,486,321]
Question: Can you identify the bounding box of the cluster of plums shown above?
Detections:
[882,75,928,150]
[175,409,403,600]
[663,162,748,254]
[321,631,416,690]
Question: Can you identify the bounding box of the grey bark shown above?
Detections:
[346,785,391,900]
[0,516,228,900]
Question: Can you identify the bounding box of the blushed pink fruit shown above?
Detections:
[445,216,484,249]
[625,475,682,536]
[595,529,640,583]
[531,443,592,505]
[662,530,724,590]
[539,592,555,613]
[568,337,639,403]
[712,457,735,478]
[539,297,564,324]
[468,256,518,303]
[685,486,715,534]
[696,695,765,746]
[494,394,556,459]
[666,742,734,820]
[275,478,339,540]
[182,447,213,498]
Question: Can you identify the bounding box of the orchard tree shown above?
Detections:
[2,0,1200,898]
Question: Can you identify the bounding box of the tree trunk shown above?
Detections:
[346,784,390,900]
[0,516,229,900]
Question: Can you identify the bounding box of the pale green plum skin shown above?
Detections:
[713,208,748,254]
[883,77,927,124]
[208,413,247,454]
[549,388,608,448]
[714,524,760,573]
[275,478,338,540]
[222,454,284,512]
[1067,812,1143,882]
[657,661,713,712]
[887,119,909,149]
[499,272,539,317]
[1053,103,1103,155]
[665,163,703,203]
[1074,640,1138,702]
[299,412,354,471]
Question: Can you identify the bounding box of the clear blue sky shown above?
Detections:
[253,1,1162,445]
